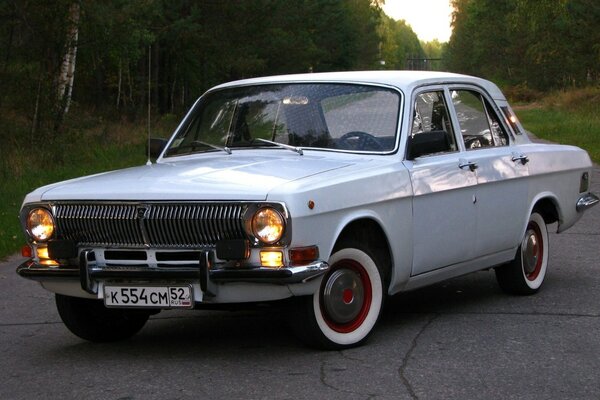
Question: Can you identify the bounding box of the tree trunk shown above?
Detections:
[127,62,134,107]
[170,66,176,114]
[55,2,80,132]
[31,72,44,139]
[116,59,122,108]
[152,43,159,112]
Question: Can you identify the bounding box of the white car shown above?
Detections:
[17,71,598,349]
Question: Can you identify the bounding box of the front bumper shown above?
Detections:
[16,250,329,297]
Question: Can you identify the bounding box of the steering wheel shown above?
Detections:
[338,131,384,151]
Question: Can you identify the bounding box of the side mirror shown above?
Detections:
[147,138,168,159]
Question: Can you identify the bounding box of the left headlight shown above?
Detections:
[251,207,285,244]
[27,208,55,242]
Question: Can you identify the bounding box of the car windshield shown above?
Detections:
[164,83,400,157]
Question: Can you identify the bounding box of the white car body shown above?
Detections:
[18,71,598,348]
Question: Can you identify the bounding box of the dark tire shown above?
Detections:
[55,294,150,342]
[495,212,549,295]
[290,241,386,350]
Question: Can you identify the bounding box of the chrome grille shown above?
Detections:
[54,203,247,248]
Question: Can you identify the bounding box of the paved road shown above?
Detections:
[1,166,599,400]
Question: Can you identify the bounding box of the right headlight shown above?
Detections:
[27,208,55,242]
[251,207,285,244]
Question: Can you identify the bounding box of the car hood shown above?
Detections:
[26,152,353,202]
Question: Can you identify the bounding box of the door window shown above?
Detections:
[407,91,457,159]
[450,90,509,149]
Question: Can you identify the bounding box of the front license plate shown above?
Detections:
[104,285,193,309]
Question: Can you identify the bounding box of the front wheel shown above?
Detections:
[56,294,151,342]
[291,245,385,349]
[495,212,549,295]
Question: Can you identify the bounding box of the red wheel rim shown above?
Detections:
[320,259,373,333]
[523,221,544,281]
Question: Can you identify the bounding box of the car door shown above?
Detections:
[405,88,478,276]
[447,87,530,257]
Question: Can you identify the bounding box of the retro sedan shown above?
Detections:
[17,71,598,349]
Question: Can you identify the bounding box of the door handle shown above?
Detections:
[459,160,478,171]
[511,153,529,165]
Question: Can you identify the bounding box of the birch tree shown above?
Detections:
[55,1,80,131]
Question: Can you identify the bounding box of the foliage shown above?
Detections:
[445,0,600,90]
[0,0,394,129]
[378,14,424,69]
[421,39,445,60]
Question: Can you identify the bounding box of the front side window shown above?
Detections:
[451,90,509,149]
[407,91,457,159]
[164,83,400,157]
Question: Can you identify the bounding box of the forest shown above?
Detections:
[3,0,597,142]
[0,0,426,138]
[446,0,600,92]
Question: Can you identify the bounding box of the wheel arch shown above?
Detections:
[529,193,561,231]
[511,194,560,261]
[331,217,393,291]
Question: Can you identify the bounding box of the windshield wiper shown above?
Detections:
[253,138,303,155]
[175,140,231,155]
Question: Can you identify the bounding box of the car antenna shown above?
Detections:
[146,44,152,166]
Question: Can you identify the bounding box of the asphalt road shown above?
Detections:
[1,166,599,400]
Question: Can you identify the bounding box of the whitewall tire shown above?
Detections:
[496,212,549,295]
[291,244,385,349]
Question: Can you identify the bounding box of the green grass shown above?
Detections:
[516,108,600,164]
[0,144,148,259]
[513,87,600,164]
[0,111,178,260]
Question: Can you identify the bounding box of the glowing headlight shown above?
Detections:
[252,207,285,244]
[27,208,55,242]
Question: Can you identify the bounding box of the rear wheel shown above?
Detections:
[291,243,385,349]
[56,294,151,342]
[495,212,549,295]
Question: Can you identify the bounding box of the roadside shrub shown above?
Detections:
[503,83,543,103]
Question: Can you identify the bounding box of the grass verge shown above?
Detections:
[514,87,600,164]
[0,111,177,260]
[0,144,148,260]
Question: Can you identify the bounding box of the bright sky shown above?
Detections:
[382,0,453,43]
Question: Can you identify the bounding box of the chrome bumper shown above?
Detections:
[16,250,329,297]
[576,192,599,212]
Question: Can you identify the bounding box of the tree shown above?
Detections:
[379,14,424,69]
[55,1,80,131]
[445,0,600,89]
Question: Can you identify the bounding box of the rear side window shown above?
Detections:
[407,91,457,159]
[451,90,509,149]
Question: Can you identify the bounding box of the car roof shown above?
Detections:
[211,70,507,101]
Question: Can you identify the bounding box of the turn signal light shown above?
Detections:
[21,245,32,258]
[289,246,319,266]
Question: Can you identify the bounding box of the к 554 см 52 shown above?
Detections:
[17,71,599,349]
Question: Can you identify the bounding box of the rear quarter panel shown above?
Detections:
[522,143,593,232]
